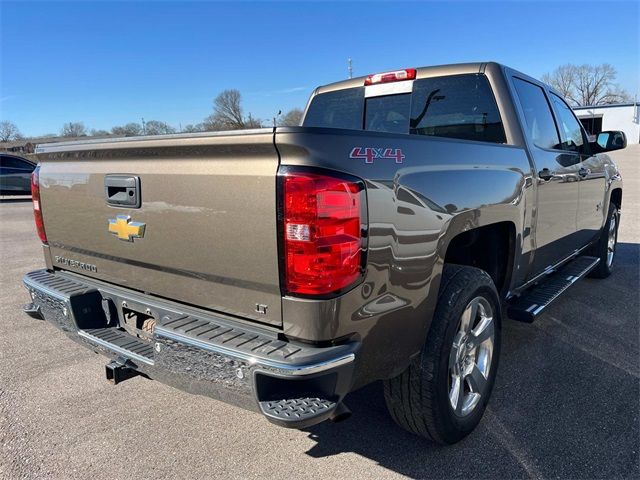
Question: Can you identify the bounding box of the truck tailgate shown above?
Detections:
[36,131,282,326]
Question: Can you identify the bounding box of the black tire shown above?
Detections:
[383,265,501,444]
[588,202,619,279]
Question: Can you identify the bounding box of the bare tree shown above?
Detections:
[203,89,262,130]
[541,65,575,99]
[182,123,205,133]
[278,108,304,127]
[0,121,21,142]
[112,122,143,136]
[61,122,87,137]
[90,129,110,137]
[144,120,176,136]
[542,63,632,106]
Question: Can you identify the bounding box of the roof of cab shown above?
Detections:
[315,62,502,95]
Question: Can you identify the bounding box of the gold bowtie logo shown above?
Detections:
[108,215,146,242]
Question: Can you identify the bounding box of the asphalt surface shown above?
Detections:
[1,146,638,479]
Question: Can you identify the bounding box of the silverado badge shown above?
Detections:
[108,215,146,242]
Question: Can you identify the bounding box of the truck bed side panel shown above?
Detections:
[275,127,534,385]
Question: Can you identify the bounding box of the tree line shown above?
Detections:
[1,89,303,142]
[1,63,634,143]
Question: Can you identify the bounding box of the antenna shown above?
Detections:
[348,58,353,79]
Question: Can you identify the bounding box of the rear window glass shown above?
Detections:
[303,74,505,144]
[365,94,410,134]
[410,75,506,143]
[303,87,364,130]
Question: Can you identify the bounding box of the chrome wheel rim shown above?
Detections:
[607,214,617,268]
[448,296,494,417]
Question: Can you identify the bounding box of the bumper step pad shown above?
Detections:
[507,255,600,323]
[259,397,337,428]
[81,328,154,365]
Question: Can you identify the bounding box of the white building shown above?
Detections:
[574,103,640,144]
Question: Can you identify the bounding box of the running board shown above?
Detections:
[507,256,600,323]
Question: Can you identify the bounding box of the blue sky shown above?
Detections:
[1,0,638,137]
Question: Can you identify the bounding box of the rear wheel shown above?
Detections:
[589,203,619,279]
[383,265,501,444]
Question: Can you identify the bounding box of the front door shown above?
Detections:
[549,93,607,246]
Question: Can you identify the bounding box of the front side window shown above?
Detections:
[550,93,587,154]
[410,74,506,143]
[512,78,560,150]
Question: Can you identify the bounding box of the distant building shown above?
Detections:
[574,103,640,144]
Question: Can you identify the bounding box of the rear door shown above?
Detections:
[37,131,283,326]
[511,77,581,276]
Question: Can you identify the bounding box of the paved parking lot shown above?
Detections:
[1,146,638,479]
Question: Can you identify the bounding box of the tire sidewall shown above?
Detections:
[431,273,502,442]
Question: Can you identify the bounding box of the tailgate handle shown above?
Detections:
[105,175,141,208]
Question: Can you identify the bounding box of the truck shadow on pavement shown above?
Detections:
[303,242,639,479]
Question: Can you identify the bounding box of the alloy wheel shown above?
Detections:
[448,296,495,417]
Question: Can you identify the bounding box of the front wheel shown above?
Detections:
[383,265,501,444]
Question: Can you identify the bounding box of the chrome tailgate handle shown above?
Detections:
[105,175,141,208]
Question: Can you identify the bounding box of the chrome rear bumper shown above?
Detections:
[23,269,359,428]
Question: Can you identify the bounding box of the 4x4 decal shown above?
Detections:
[349,147,405,164]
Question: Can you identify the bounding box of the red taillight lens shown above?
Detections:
[364,68,416,85]
[281,170,365,296]
[31,166,47,244]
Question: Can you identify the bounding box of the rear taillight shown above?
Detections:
[280,169,366,296]
[364,68,416,85]
[31,166,47,244]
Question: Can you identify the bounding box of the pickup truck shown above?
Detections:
[22,62,626,444]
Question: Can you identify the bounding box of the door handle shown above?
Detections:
[105,175,141,208]
[578,167,590,178]
[538,168,553,181]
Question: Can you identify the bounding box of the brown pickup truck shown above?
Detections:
[23,62,626,444]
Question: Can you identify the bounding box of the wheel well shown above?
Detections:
[444,222,515,297]
[610,188,622,210]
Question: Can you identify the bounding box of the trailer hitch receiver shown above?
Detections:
[105,358,139,385]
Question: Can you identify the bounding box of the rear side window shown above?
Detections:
[303,73,506,144]
[303,87,364,130]
[512,78,561,150]
[410,74,506,143]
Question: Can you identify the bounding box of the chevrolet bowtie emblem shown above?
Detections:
[108,215,146,242]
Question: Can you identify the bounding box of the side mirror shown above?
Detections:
[594,131,627,152]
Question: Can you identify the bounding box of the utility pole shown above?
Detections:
[141,117,146,135]
[348,58,353,79]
